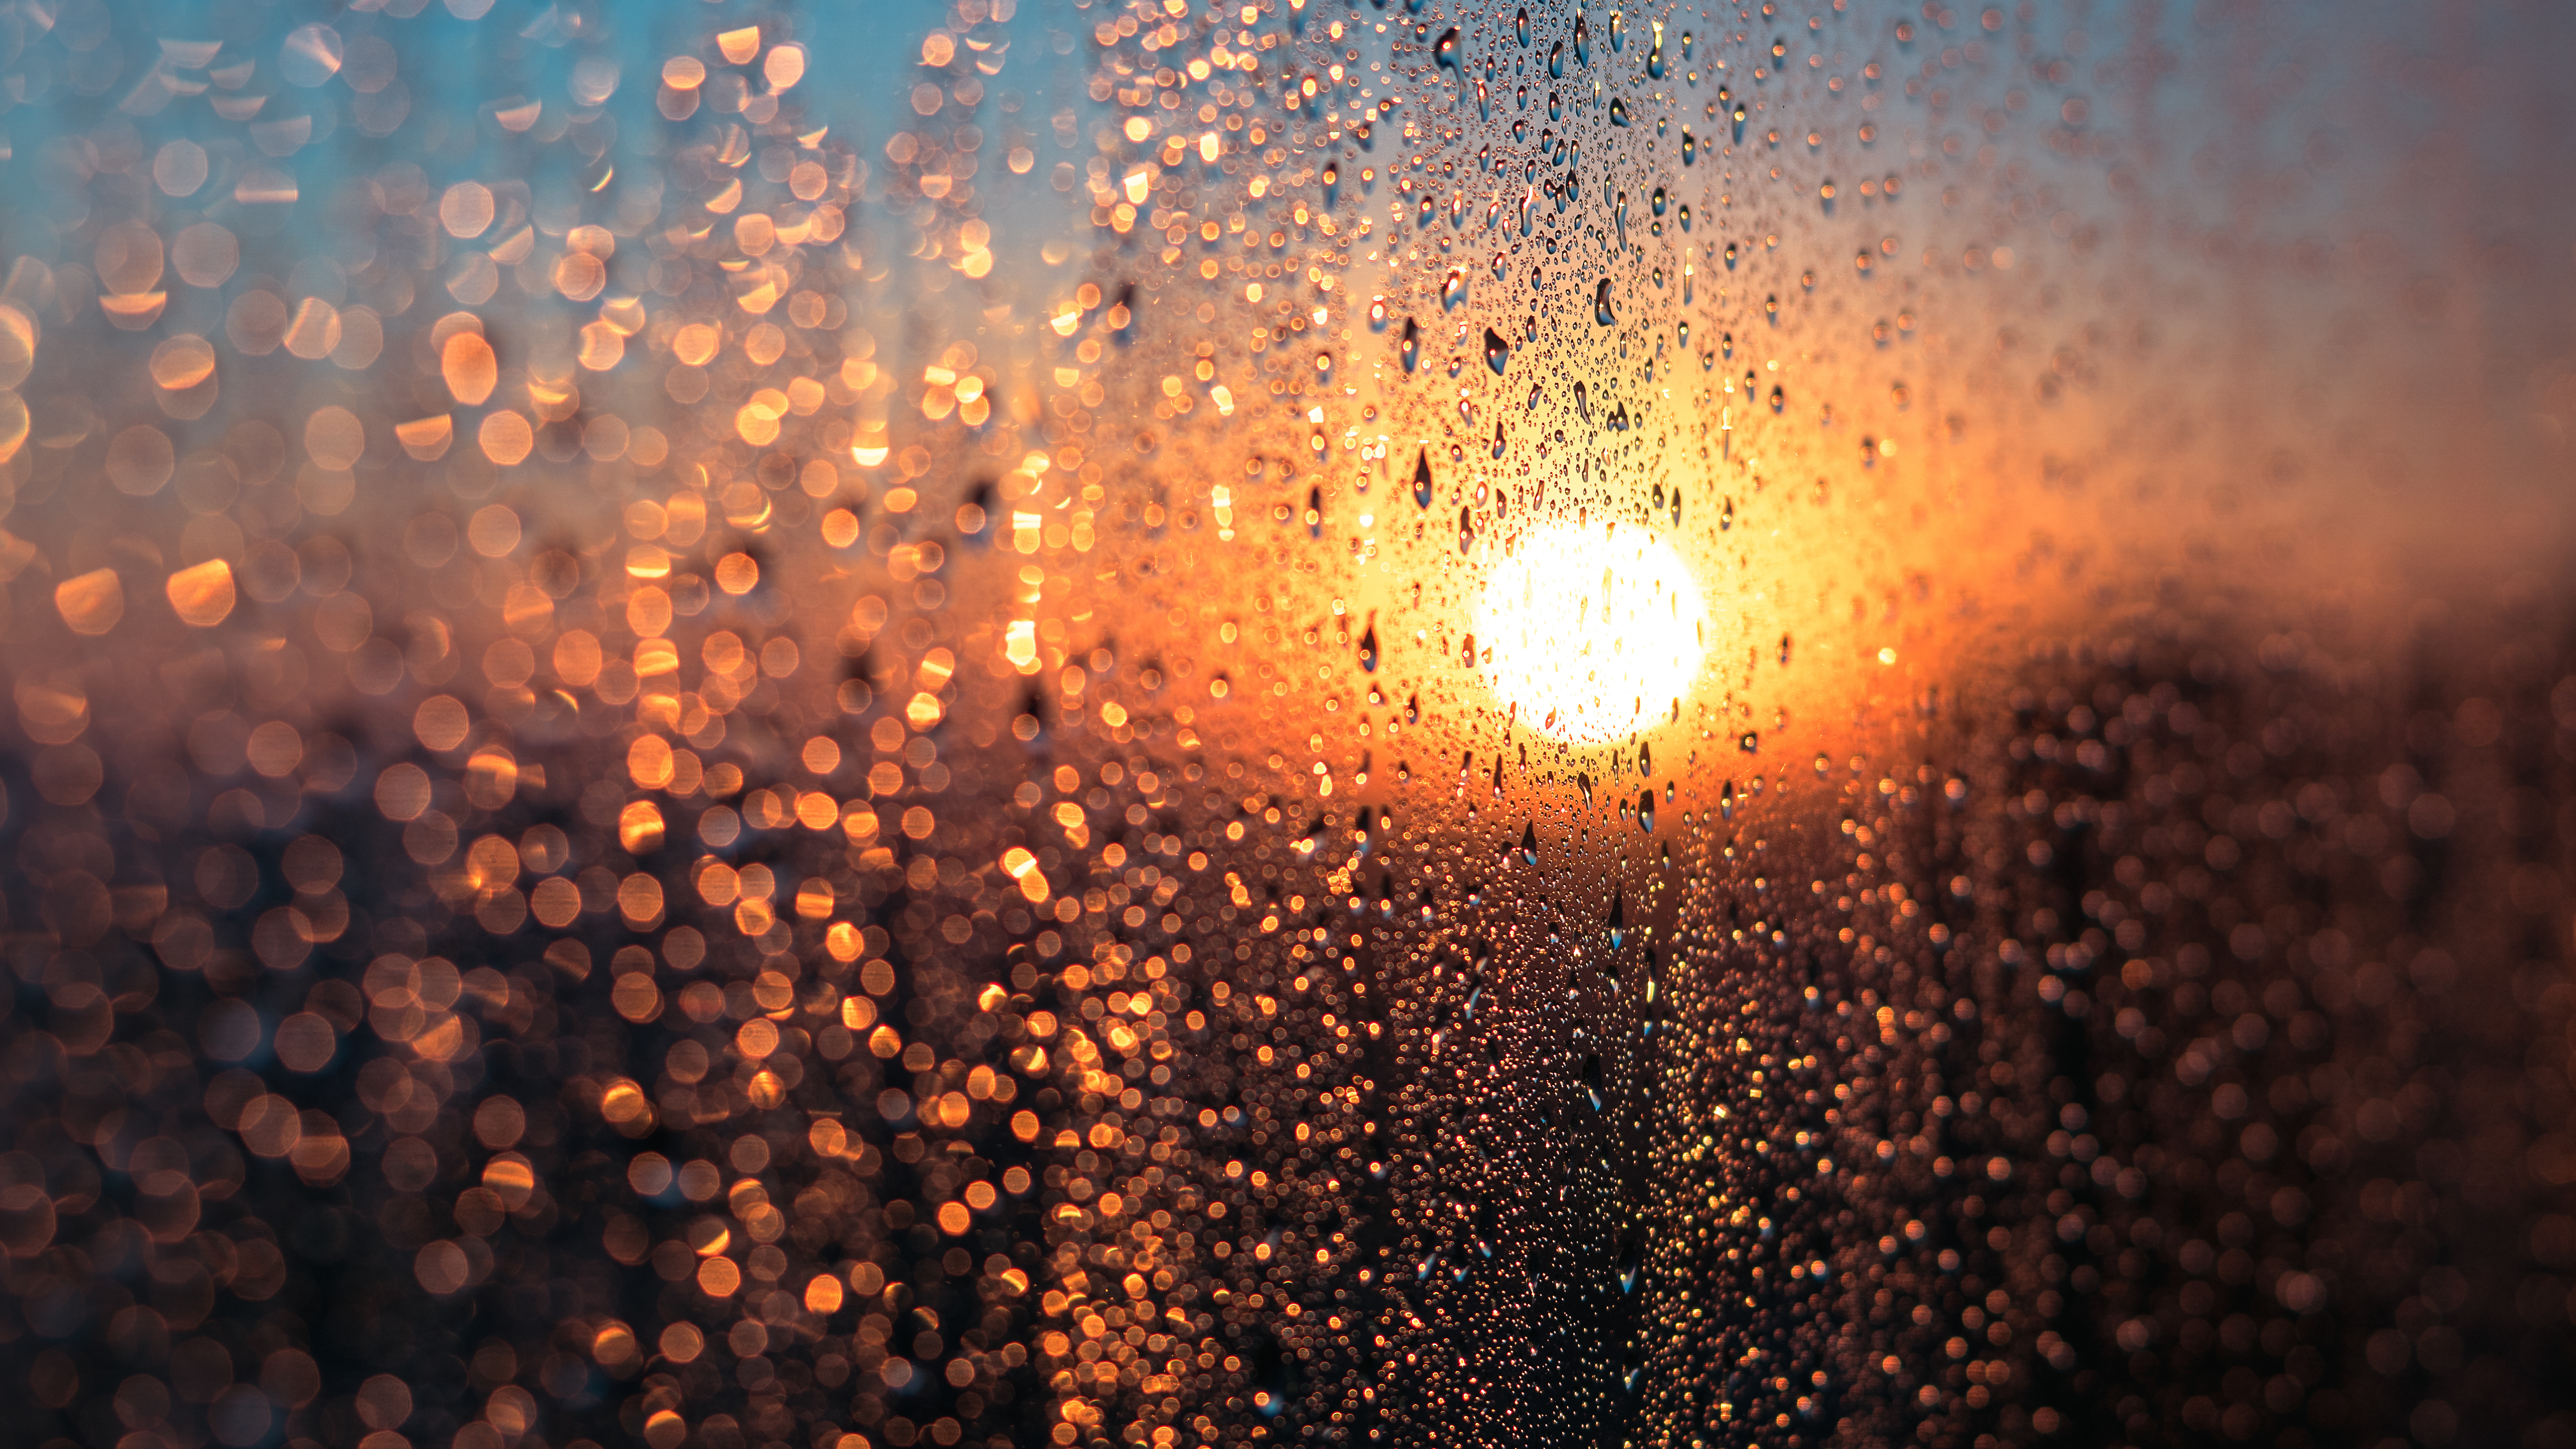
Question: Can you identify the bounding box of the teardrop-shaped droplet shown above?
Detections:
[1483,328,1510,375]
[1413,449,1435,508]
[1444,268,1468,310]
[1357,620,1379,673]
[1519,821,1539,864]
[1548,39,1564,78]
[1595,279,1616,325]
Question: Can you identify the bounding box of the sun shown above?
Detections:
[1475,519,1708,744]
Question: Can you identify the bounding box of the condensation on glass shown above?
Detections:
[0,3,2572,1449]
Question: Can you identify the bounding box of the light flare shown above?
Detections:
[1475,520,1706,744]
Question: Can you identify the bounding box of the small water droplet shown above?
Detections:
[1412,449,1435,508]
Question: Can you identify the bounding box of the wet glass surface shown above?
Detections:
[1,3,2573,1448]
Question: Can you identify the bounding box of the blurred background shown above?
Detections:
[0,2,2572,1448]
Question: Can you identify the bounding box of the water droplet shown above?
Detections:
[1549,39,1564,78]
[1595,279,1617,325]
[1483,327,1510,375]
[1358,619,1379,673]
[1413,449,1435,508]
[1444,268,1469,310]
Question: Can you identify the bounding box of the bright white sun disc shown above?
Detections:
[1476,520,1707,743]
